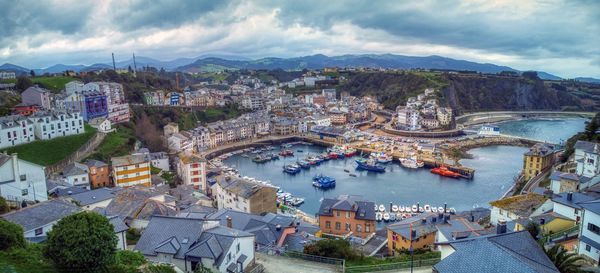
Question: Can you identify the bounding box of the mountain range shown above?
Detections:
[1,54,599,83]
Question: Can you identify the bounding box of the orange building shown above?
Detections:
[317,195,376,239]
[111,155,151,187]
[386,213,438,255]
[85,159,111,188]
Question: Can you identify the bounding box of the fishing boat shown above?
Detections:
[319,153,330,161]
[297,160,310,169]
[283,164,301,174]
[306,156,321,165]
[431,165,461,178]
[252,155,270,163]
[270,154,280,160]
[289,197,305,206]
[241,154,249,158]
[344,148,357,157]
[279,149,294,157]
[328,152,338,159]
[312,174,336,189]
[349,173,357,177]
[356,158,386,173]
[374,152,393,164]
[399,157,425,169]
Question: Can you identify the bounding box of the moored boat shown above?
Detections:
[356,158,386,173]
[297,160,310,169]
[283,164,301,174]
[431,165,461,178]
[279,149,294,157]
[312,174,336,189]
[399,156,425,169]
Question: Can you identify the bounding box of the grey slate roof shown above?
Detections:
[436,217,487,241]
[62,162,88,177]
[575,140,600,154]
[434,231,559,273]
[2,199,82,231]
[216,176,276,199]
[549,170,579,182]
[552,192,600,209]
[579,200,600,215]
[318,195,376,221]
[85,159,107,168]
[108,216,129,233]
[387,212,439,239]
[69,188,116,206]
[135,216,253,268]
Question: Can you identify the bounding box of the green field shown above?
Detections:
[1,124,97,166]
[87,125,136,163]
[32,76,77,92]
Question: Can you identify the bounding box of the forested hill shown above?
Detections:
[338,71,599,113]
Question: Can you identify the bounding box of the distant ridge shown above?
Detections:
[0,54,577,80]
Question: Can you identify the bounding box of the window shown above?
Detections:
[588,223,600,235]
[345,223,351,231]
[335,222,341,230]
[20,174,26,181]
[236,243,240,253]
[586,244,592,252]
[325,221,331,229]
[356,224,362,232]
[227,253,231,263]
[366,224,370,232]
[35,228,43,236]
[346,211,350,218]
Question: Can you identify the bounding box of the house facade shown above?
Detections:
[317,195,376,239]
[214,176,277,214]
[177,154,207,192]
[29,110,84,140]
[85,159,111,188]
[22,86,52,109]
[0,153,48,203]
[111,155,152,187]
[0,115,34,149]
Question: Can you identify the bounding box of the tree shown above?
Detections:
[303,239,359,260]
[30,70,35,77]
[525,221,541,239]
[0,219,26,250]
[545,245,588,273]
[0,196,9,214]
[145,264,177,273]
[45,212,118,272]
[15,76,33,92]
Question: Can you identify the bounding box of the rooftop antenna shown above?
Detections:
[111,53,116,71]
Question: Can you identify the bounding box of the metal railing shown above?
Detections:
[284,251,345,266]
[542,224,580,243]
[345,258,440,273]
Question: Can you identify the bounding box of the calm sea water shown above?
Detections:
[223,118,587,216]
[495,118,588,143]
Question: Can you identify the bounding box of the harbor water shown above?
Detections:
[223,118,587,216]
[495,117,588,143]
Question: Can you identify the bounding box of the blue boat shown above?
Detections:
[312,174,336,189]
[356,159,386,173]
[297,160,310,169]
[283,164,301,174]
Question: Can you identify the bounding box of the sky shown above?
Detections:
[1,0,599,78]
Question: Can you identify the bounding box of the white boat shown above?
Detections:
[399,157,425,169]
[411,205,418,213]
[378,204,385,212]
[424,204,431,212]
[399,206,405,212]
[391,205,398,212]
[383,213,390,221]
[438,206,445,213]
[376,212,383,221]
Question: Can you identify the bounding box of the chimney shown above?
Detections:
[470,214,475,222]
[275,224,281,231]
[389,202,393,212]
[539,218,545,225]
[567,192,573,202]
[226,216,232,228]
[497,219,507,234]
[11,153,20,182]
[443,203,447,213]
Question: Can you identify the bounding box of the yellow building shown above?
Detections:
[514,212,576,235]
[523,143,557,181]
[111,155,151,187]
[386,213,438,255]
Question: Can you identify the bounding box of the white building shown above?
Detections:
[131,149,171,172]
[83,82,130,123]
[0,115,35,149]
[397,107,421,131]
[177,154,207,192]
[578,201,600,263]
[65,80,84,95]
[0,71,16,80]
[241,96,264,110]
[575,141,600,179]
[168,132,195,153]
[62,162,90,189]
[436,107,453,126]
[0,153,48,203]
[88,117,113,133]
[28,110,84,140]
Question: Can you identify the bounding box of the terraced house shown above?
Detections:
[111,154,151,187]
[317,195,376,239]
[0,115,34,149]
[28,110,84,140]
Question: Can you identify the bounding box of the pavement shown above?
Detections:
[256,253,341,273]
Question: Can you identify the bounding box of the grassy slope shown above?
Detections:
[1,124,97,166]
[32,76,77,92]
[86,125,136,163]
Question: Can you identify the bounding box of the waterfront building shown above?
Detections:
[578,201,600,263]
[28,110,84,140]
[177,153,207,192]
[317,195,376,239]
[1,199,81,243]
[522,143,558,181]
[61,162,90,189]
[85,159,111,188]
[111,154,152,187]
[134,216,256,273]
[0,115,35,148]
[387,213,438,254]
[396,106,421,131]
[0,153,48,203]
[575,140,600,179]
[434,229,559,273]
[214,176,278,214]
[309,115,332,128]
[328,110,347,125]
[489,193,548,225]
[437,107,453,126]
[272,117,298,135]
[168,132,195,153]
[0,71,16,79]
[420,116,440,129]
[21,86,52,109]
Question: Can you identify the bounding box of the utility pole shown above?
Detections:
[112,53,116,71]
[410,223,414,273]
[132,52,138,77]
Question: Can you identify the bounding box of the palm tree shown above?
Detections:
[545,245,589,273]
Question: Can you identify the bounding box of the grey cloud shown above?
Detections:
[109,0,237,31]
[0,0,93,43]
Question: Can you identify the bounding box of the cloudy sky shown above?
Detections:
[1,0,599,78]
